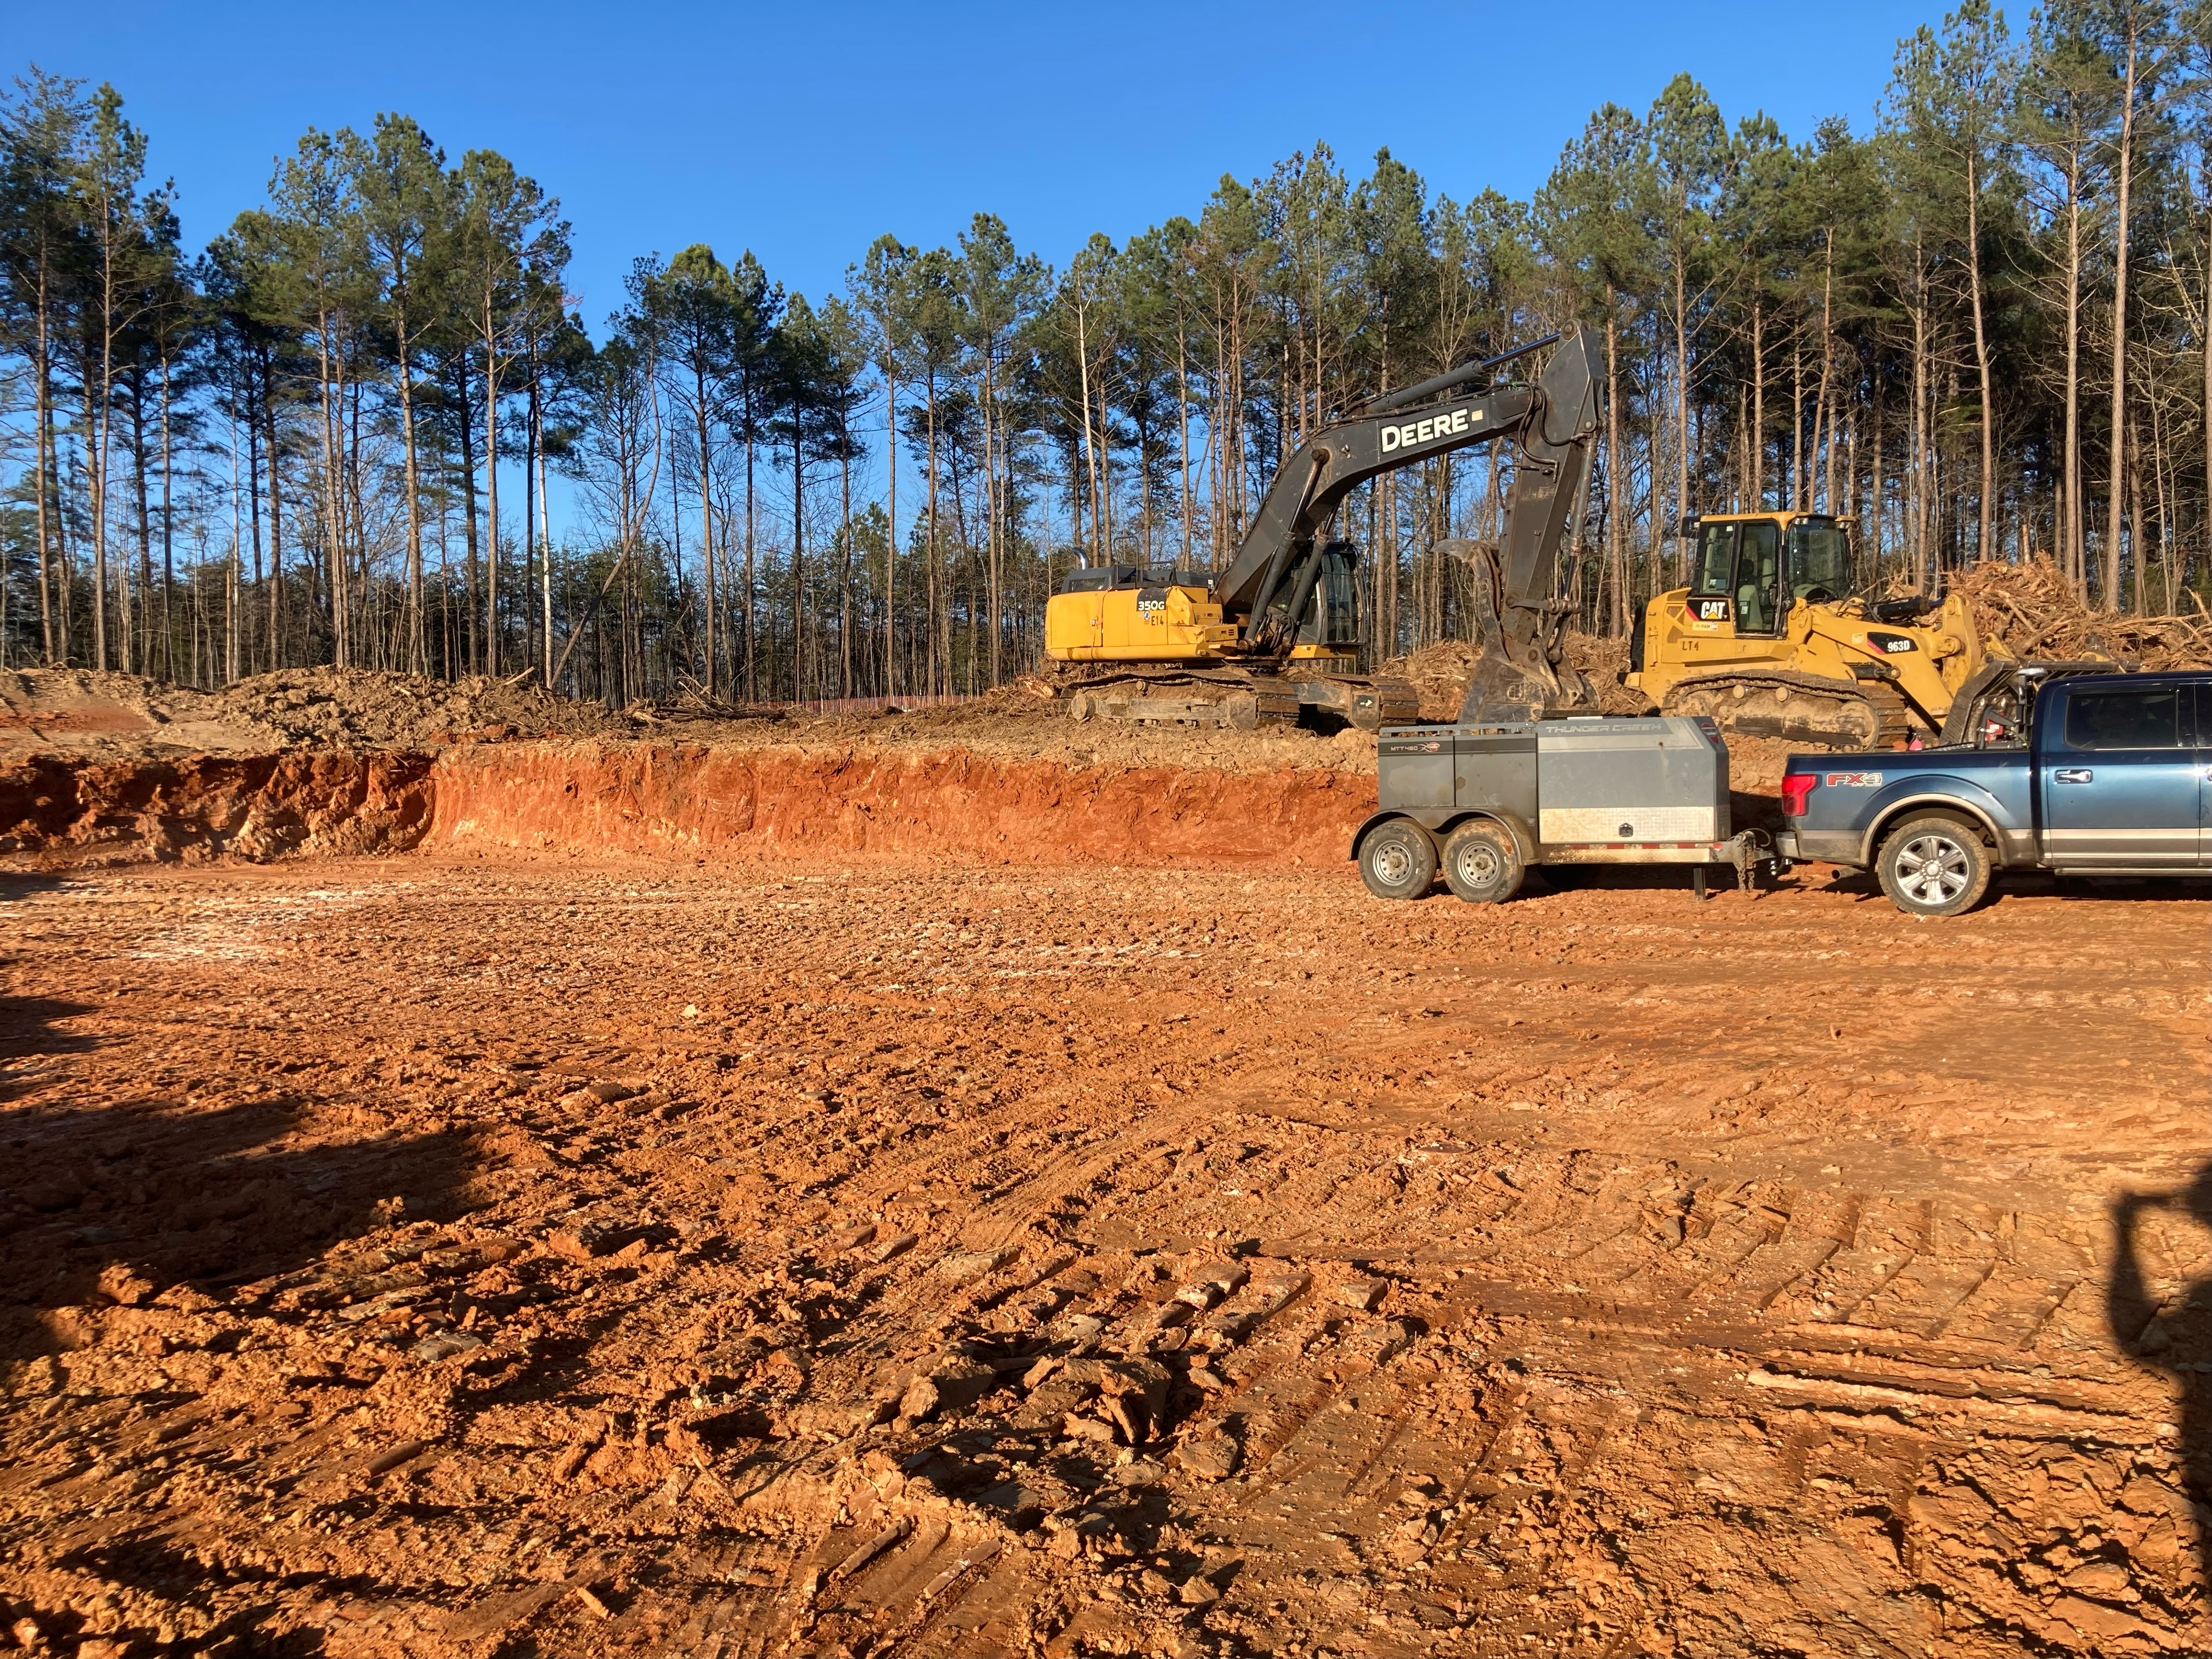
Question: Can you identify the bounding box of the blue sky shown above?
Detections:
[22,0,1940,334]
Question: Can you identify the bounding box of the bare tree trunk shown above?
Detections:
[693,359,716,696]
[1750,294,1765,509]
[839,425,853,696]
[483,298,502,673]
[883,370,897,695]
[32,264,55,662]
[2066,168,2085,593]
[2104,27,2138,610]
[1819,229,1839,512]
[1966,153,1995,565]
[1605,290,1627,634]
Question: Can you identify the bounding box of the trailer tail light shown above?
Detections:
[1780,773,1818,817]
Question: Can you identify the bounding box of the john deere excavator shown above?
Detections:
[1045,324,1606,730]
[1626,511,2005,748]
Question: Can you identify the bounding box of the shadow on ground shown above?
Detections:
[0,980,478,1363]
[2111,1164,2212,1604]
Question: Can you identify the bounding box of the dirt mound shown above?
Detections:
[1378,633,1650,720]
[212,668,628,750]
[1951,556,2212,667]
[0,667,629,763]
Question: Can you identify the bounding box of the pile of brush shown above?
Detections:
[1950,557,2212,669]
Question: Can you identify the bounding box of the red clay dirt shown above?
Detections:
[0,670,2207,1659]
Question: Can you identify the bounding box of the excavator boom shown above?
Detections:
[1043,324,1605,729]
[1215,324,1603,719]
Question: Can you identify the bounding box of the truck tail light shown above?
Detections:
[1781,773,1818,817]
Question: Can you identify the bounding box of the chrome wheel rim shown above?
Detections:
[1898,834,1970,905]
[1373,842,1414,887]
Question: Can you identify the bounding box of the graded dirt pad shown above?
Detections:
[2,851,2207,1658]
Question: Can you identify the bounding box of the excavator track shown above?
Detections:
[1661,670,1920,751]
[1046,663,1417,732]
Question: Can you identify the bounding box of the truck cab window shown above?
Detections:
[2064,687,2181,750]
[1735,520,1782,634]
[1787,519,1852,601]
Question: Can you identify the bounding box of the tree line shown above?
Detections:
[2,0,2208,705]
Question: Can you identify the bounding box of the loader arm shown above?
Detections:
[1214,324,1604,719]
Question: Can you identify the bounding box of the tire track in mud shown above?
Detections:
[0,858,2204,1656]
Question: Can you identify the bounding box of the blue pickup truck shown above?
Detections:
[1777,666,2212,916]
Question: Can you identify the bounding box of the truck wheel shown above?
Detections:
[1441,821,1525,904]
[1876,814,1993,917]
[1358,820,1437,900]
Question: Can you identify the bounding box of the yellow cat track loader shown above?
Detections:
[1627,511,2001,749]
[1044,326,1606,730]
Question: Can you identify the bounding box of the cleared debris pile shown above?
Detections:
[213,667,629,749]
[1379,633,1649,721]
[1951,556,2212,668]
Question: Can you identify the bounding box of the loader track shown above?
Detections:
[1662,669,1920,750]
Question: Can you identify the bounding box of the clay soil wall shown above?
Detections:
[1,741,1375,872]
[427,742,1373,868]
[0,750,435,865]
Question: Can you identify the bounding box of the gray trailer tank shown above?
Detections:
[1352,715,1769,902]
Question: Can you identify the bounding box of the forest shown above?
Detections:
[1,0,2205,704]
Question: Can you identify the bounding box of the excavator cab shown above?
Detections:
[1278,540,1362,664]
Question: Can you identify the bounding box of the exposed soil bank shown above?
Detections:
[429,741,1374,868]
[1,741,1374,871]
[0,750,436,866]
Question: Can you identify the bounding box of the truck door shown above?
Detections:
[2194,685,2212,867]
[2041,680,2198,869]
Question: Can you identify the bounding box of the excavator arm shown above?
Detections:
[1216,324,1604,720]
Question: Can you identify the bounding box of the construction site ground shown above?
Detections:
[1,664,2208,1659]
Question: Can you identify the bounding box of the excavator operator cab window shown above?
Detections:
[1786,518,1853,605]
[1300,544,1361,647]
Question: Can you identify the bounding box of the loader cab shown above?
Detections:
[1683,512,1855,638]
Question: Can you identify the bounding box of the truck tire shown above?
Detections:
[1357,820,1437,901]
[1441,821,1525,904]
[1876,814,1993,918]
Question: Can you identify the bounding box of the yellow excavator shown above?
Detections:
[1044,326,1605,730]
[1626,511,2002,748]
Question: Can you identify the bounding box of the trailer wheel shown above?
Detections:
[1357,820,1437,900]
[1876,814,1993,917]
[1441,821,1524,904]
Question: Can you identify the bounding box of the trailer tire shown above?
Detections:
[1876,813,1993,918]
[1357,820,1437,901]
[1441,821,1525,904]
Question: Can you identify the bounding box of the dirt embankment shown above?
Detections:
[0,667,1390,873]
[0,751,437,864]
[0,660,1809,874]
[430,743,1372,869]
